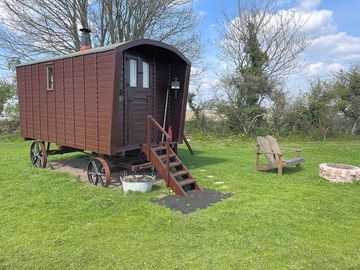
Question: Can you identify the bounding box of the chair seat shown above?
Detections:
[284,157,304,166]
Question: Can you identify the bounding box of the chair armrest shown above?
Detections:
[282,148,302,152]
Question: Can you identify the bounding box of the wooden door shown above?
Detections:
[125,54,153,145]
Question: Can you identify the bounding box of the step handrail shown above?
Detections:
[146,115,171,185]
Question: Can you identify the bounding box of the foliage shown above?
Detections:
[0,79,19,137]
[0,118,19,136]
[185,118,231,140]
[1,139,360,269]
[186,87,226,136]
[215,21,271,134]
[197,61,360,140]
[0,79,16,116]
[187,91,207,132]
[332,65,360,135]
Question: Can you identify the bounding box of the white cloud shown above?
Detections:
[262,8,336,40]
[298,0,322,11]
[305,32,360,61]
[299,10,336,36]
[199,10,207,18]
[303,62,343,76]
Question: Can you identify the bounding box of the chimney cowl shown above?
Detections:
[80,28,91,51]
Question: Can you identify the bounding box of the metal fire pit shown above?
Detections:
[319,163,360,183]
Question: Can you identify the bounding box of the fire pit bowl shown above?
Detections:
[319,163,360,183]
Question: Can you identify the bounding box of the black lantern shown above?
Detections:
[171,77,180,99]
[171,77,180,90]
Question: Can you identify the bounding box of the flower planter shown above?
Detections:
[121,175,154,193]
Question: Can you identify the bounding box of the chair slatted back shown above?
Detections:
[257,136,276,164]
[266,136,282,162]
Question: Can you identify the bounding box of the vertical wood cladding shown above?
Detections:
[16,67,26,137]
[54,60,65,145]
[31,65,40,139]
[63,58,75,147]
[39,63,48,141]
[116,54,125,148]
[73,56,86,150]
[97,51,115,153]
[47,64,56,143]
[84,54,97,151]
[17,50,115,155]
[25,65,33,138]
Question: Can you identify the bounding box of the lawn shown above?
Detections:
[1,138,360,269]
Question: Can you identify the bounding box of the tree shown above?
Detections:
[0,0,203,75]
[218,0,310,80]
[306,79,336,140]
[188,90,207,133]
[0,80,15,117]
[332,64,360,135]
[213,0,310,136]
[269,89,286,137]
[215,70,268,135]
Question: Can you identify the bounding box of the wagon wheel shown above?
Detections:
[30,141,47,168]
[87,158,111,187]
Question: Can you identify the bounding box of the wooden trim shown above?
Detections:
[183,136,194,155]
[95,52,99,153]
[178,64,190,142]
[110,49,120,155]
[82,56,86,150]
[46,64,54,91]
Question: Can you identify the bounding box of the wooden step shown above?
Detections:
[172,170,189,177]
[179,179,196,186]
[158,153,175,160]
[169,161,182,167]
[141,116,202,196]
[153,145,167,152]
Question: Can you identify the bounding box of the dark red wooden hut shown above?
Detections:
[16,39,201,196]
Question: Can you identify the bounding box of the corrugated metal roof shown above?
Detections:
[16,43,122,67]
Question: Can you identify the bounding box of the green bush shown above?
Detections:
[0,119,21,140]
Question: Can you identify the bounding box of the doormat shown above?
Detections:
[151,188,232,214]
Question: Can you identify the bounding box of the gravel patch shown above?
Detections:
[151,188,232,214]
[48,156,161,188]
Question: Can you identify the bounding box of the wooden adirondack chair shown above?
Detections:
[256,136,304,176]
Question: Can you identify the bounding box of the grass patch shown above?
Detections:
[1,139,360,269]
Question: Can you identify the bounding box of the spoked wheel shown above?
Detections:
[87,158,111,187]
[30,141,48,168]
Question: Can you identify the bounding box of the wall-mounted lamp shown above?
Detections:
[171,77,180,99]
[171,77,180,90]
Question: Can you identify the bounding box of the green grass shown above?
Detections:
[1,139,360,269]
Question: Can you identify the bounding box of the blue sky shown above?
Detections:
[194,0,360,96]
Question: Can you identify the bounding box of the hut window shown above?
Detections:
[142,62,149,89]
[47,65,54,90]
[129,59,137,87]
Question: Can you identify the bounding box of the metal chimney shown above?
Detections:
[79,28,91,51]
